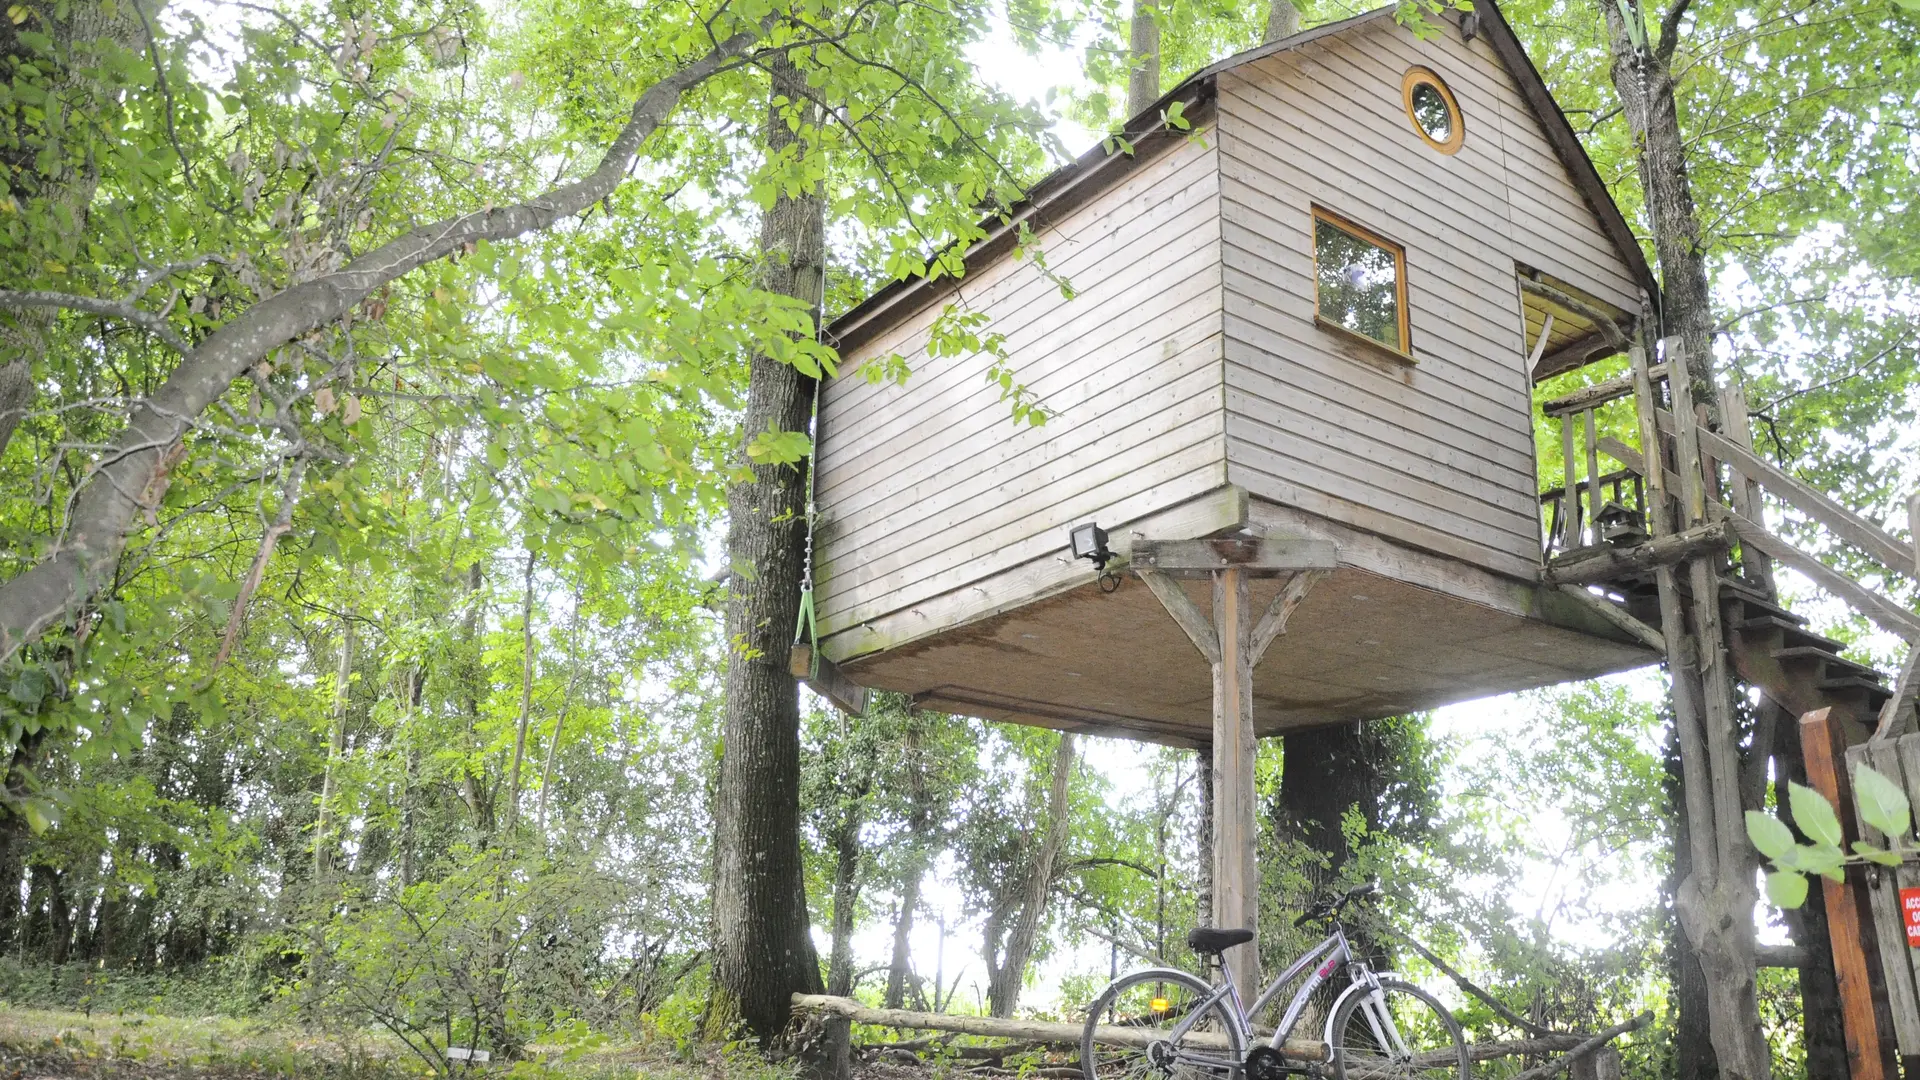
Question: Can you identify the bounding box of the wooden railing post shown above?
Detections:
[1560,412,1581,551]
[1583,406,1602,548]
[1909,491,1920,580]
[1630,342,1673,540]
[1720,380,1774,592]
[1800,706,1901,1080]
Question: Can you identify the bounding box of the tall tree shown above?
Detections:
[982,732,1076,1017]
[708,45,831,1045]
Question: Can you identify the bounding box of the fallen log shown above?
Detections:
[792,993,1329,1060]
[1506,1011,1651,1080]
[801,993,1638,1073]
[858,1038,1041,1059]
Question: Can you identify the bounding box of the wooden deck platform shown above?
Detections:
[836,506,1657,746]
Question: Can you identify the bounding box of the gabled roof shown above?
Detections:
[826,0,1657,354]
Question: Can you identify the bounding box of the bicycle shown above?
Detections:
[1079,884,1468,1080]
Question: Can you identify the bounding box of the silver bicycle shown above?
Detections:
[1080,884,1468,1080]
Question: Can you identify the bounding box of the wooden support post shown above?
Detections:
[1583,406,1602,546]
[1720,380,1774,593]
[1139,560,1329,1003]
[1876,647,1920,741]
[1211,566,1258,999]
[1910,491,1920,580]
[1560,414,1581,551]
[1628,342,1672,536]
[1666,341,1748,879]
[1800,707,1900,1080]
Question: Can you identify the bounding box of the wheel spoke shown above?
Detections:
[1329,981,1467,1080]
[1082,972,1241,1080]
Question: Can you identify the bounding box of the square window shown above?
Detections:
[1312,208,1411,358]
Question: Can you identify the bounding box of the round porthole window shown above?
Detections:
[1401,67,1464,155]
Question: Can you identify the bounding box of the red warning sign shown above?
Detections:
[1902,888,1920,946]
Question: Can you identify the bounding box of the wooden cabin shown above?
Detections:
[809,1,1664,747]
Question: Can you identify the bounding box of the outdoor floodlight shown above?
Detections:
[1070,522,1112,571]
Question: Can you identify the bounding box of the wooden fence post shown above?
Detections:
[1800,706,1900,1080]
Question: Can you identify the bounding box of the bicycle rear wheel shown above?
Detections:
[1328,979,1467,1080]
[1081,968,1245,1080]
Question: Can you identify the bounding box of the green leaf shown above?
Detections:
[1855,764,1911,840]
[7,668,49,707]
[1854,840,1904,867]
[1747,810,1797,861]
[1796,842,1847,882]
[1790,780,1844,847]
[745,426,811,466]
[1766,869,1809,909]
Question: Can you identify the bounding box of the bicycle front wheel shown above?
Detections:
[1329,979,1467,1080]
[1081,968,1245,1080]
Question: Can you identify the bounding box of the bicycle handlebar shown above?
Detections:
[1291,881,1380,928]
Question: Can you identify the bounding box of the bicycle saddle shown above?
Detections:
[1186,927,1255,954]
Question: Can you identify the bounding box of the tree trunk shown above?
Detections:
[1597,2,1716,404]
[886,864,923,1009]
[707,47,828,1046]
[986,734,1076,1018]
[1274,722,1373,865]
[37,864,70,963]
[1196,742,1212,926]
[398,667,420,888]
[0,360,29,460]
[314,618,352,881]
[1664,729,1719,1080]
[1125,0,1160,117]
[1263,0,1299,44]
[1273,721,1379,961]
[0,0,143,459]
[826,801,864,998]
[1599,7,1769,1076]
[504,550,536,834]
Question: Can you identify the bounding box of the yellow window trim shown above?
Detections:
[1310,205,1414,363]
[1401,66,1465,156]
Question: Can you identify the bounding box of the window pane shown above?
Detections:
[1315,218,1403,351]
[1410,84,1452,143]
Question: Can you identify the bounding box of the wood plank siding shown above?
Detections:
[1213,17,1639,580]
[813,5,1650,670]
[815,131,1229,645]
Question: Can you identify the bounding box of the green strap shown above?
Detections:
[794,587,818,678]
[793,374,823,680]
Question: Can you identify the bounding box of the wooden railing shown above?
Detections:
[1538,344,1920,738]
[1539,375,1647,558]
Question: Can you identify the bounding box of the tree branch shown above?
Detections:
[0,290,193,354]
[1655,0,1692,61]
[201,455,308,683]
[0,23,764,666]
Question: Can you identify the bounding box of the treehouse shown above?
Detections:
[803,0,1673,987]
[810,1,1661,738]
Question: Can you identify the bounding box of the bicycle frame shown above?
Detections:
[1133,924,1401,1070]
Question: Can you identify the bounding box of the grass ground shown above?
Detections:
[0,1007,800,1080]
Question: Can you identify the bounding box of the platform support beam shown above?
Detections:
[1212,567,1257,999]
[1138,563,1329,1000]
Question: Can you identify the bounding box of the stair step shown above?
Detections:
[1717,578,1807,625]
[1774,646,1883,682]
[1741,617,1849,653]
[1818,675,1894,703]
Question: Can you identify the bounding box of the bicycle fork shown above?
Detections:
[1345,966,1416,1063]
